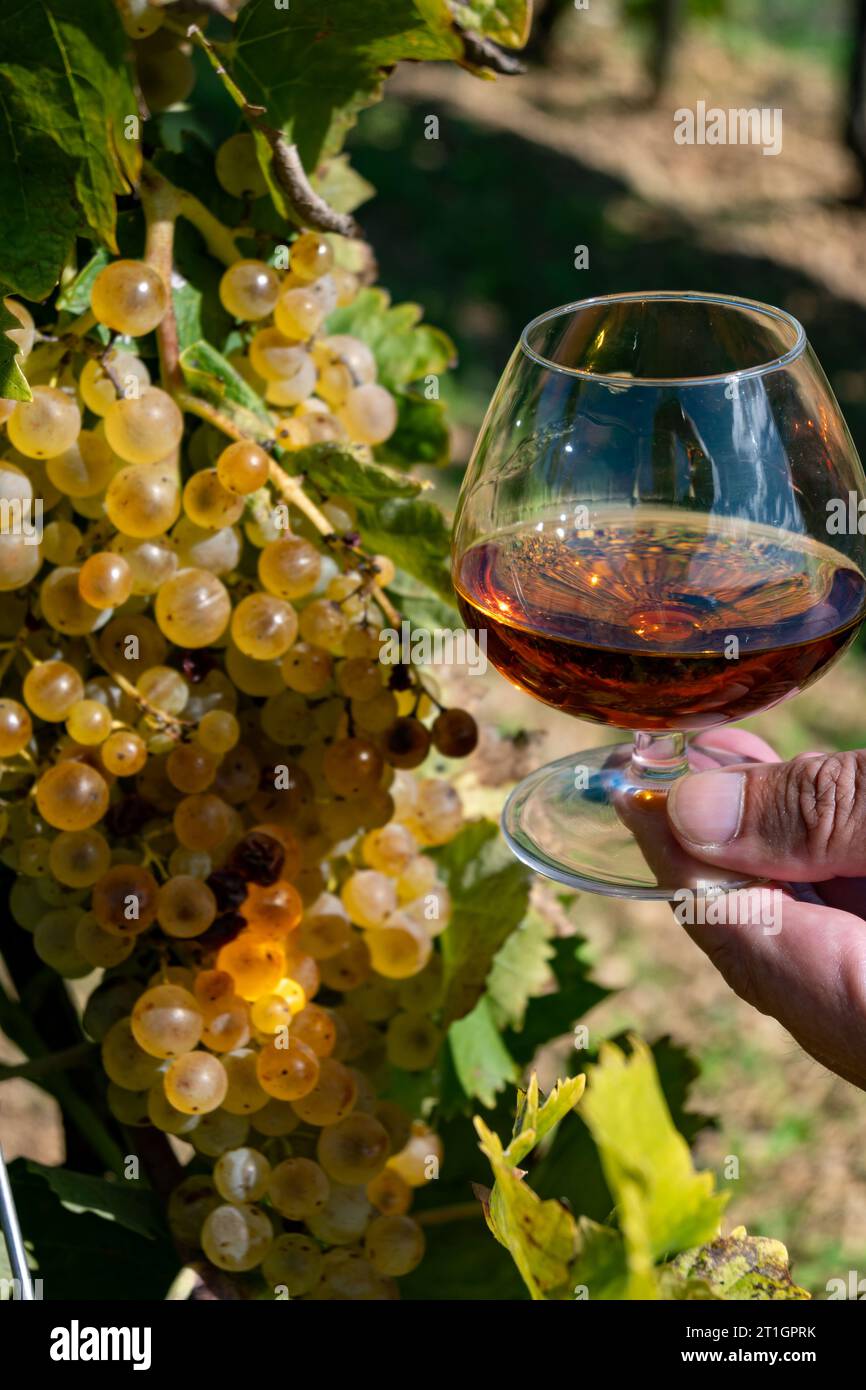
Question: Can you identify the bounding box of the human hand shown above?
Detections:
[666,729,866,1090]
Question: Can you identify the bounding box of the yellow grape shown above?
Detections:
[215,133,268,198]
[267,1157,329,1220]
[65,699,113,745]
[24,662,84,721]
[147,1081,200,1136]
[40,568,103,636]
[8,386,81,459]
[338,383,397,445]
[131,984,203,1059]
[249,327,309,383]
[197,708,239,754]
[101,1017,162,1090]
[0,698,32,755]
[101,730,147,777]
[78,551,133,609]
[173,792,233,851]
[91,864,159,935]
[221,1048,270,1115]
[217,935,286,1002]
[216,440,270,495]
[157,874,217,938]
[364,1214,425,1276]
[201,1203,273,1272]
[274,287,325,340]
[155,568,231,647]
[183,468,245,529]
[105,463,181,538]
[316,1111,391,1187]
[231,592,298,661]
[219,260,280,320]
[164,1051,229,1115]
[256,1036,319,1101]
[213,1146,271,1203]
[104,389,183,465]
[366,915,432,981]
[46,430,115,498]
[261,1233,322,1296]
[290,232,334,281]
[35,761,109,831]
[90,259,168,336]
[79,351,151,416]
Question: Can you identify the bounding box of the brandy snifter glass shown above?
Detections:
[452,292,866,898]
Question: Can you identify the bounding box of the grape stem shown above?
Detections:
[141,162,242,270]
[265,459,402,626]
[415,1202,484,1226]
[186,24,362,238]
[85,637,192,735]
[142,171,184,393]
[0,625,31,690]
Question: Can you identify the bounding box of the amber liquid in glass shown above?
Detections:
[454,508,866,730]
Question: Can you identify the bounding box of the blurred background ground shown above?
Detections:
[5,0,866,1298]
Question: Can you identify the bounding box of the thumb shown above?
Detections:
[666,751,866,881]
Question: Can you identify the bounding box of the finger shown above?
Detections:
[692,728,781,765]
[667,750,866,881]
[678,888,866,1089]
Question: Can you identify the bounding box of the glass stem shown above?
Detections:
[630,730,689,782]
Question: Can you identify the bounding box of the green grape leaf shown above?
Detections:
[0,0,140,299]
[179,339,272,439]
[447,995,518,1108]
[580,1038,728,1292]
[385,570,462,636]
[171,222,235,356]
[401,1210,527,1300]
[288,442,422,502]
[570,1217,631,1300]
[666,1232,811,1301]
[325,288,457,392]
[0,298,31,403]
[24,1162,165,1241]
[415,0,533,48]
[475,1115,577,1300]
[486,907,556,1032]
[376,392,451,469]
[313,153,376,215]
[55,250,111,315]
[651,1036,715,1147]
[231,0,463,175]
[7,1162,176,1302]
[435,820,532,1024]
[356,496,453,600]
[506,935,609,1065]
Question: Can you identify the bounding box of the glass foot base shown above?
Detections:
[502,741,763,900]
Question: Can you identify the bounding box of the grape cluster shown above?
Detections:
[0,163,477,1294]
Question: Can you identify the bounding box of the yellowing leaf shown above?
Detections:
[581,1037,727,1297]
[475,1116,577,1300]
[668,1232,810,1301]
[415,0,533,48]
[509,1073,585,1165]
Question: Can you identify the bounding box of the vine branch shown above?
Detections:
[0,1042,95,1082]
[187,24,361,237]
